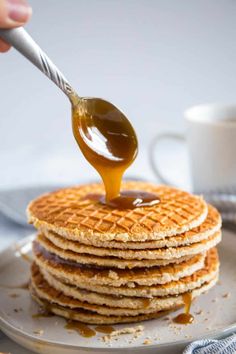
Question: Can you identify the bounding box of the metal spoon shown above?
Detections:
[0,27,138,199]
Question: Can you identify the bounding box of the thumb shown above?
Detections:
[0,0,32,28]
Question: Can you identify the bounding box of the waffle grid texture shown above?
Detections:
[28,182,208,242]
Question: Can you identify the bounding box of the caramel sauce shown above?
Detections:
[173,293,194,324]
[102,190,160,209]
[141,298,151,308]
[72,99,137,201]
[94,325,115,334]
[65,320,96,337]
[72,98,160,208]
[173,312,194,325]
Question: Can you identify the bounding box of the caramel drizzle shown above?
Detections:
[173,293,194,324]
[65,320,96,337]
[94,325,115,334]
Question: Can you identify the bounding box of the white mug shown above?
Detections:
[150,103,236,193]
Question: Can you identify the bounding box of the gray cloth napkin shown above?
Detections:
[203,188,236,225]
[183,334,236,354]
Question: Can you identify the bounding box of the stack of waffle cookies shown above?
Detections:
[27,181,221,324]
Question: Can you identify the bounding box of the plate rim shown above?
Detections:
[0,233,235,352]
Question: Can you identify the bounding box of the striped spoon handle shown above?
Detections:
[0,27,78,103]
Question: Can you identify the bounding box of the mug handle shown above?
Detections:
[149,132,185,186]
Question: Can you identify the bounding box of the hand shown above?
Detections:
[0,0,32,52]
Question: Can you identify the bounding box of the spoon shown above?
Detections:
[0,27,138,200]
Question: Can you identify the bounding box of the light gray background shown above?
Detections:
[0,0,236,189]
[0,1,236,351]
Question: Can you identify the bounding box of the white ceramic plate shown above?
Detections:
[0,230,236,354]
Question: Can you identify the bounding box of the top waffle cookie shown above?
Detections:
[27,181,208,242]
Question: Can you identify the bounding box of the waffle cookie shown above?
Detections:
[28,181,222,324]
[31,259,218,317]
[34,248,219,305]
[27,181,208,242]
[33,241,206,287]
[42,204,221,250]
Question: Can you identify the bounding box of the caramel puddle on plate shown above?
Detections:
[94,325,115,334]
[65,320,96,337]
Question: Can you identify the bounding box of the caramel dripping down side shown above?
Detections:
[173,293,194,324]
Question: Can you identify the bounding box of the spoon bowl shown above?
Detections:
[72,97,138,165]
[72,97,138,200]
